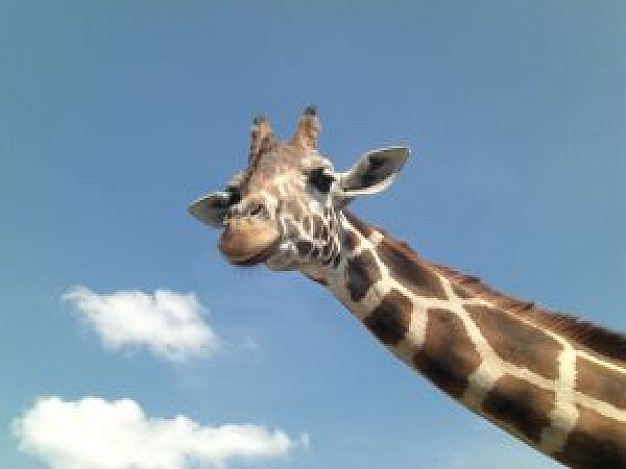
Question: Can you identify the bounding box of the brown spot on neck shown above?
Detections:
[376,238,448,300]
[363,290,413,346]
[482,375,555,445]
[343,230,360,252]
[413,308,481,399]
[345,251,381,302]
[466,305,562,380]
[556,407,626,469]
[576,356,626,410]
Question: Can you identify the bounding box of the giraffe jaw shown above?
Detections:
[265,242,299,271]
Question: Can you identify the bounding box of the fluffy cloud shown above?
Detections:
[13,397,308,469]
[63,286,219,361]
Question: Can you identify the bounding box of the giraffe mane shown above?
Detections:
[430,262,626,364]
[343,210,626,364]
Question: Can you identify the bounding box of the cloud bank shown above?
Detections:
[13,397,308,469]
[63,286,219,361]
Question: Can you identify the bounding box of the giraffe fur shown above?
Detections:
[189,107,626,469]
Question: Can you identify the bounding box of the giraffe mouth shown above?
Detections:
[219,222,281,267]
[230,237,281,266]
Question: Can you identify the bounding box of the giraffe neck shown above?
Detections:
[315,211,626,469]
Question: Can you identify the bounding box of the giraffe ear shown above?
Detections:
[338,146,410,198]
[188,191,233,228]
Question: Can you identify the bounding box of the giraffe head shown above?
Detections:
[189,106,409,275]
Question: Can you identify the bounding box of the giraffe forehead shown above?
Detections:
[246,161,301,190]
[242,170,304,207]
[243,143,332,191]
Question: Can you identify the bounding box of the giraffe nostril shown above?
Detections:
[246,202,267,219]
[227,200,269,221]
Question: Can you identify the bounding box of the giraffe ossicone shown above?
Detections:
[189,107,626,469]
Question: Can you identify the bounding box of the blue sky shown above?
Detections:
[2,1,625,468]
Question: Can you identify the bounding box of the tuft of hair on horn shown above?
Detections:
[249,113,276,163]
[291,104,320,150]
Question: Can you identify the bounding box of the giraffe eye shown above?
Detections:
[308,168,335,194]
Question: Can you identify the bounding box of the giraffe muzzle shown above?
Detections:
[218,217,281,266]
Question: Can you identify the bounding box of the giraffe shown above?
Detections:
[189,107,626,468]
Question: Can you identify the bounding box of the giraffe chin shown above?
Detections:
[219,224,281,267]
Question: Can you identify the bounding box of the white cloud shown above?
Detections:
[13,397,308,469]
[63,286,219,362]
